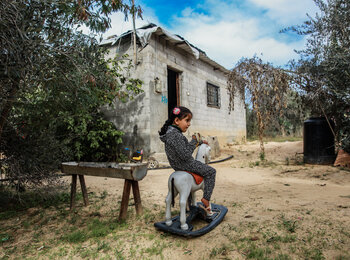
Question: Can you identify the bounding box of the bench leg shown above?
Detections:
[78,175,89,206]
[70,174,77,209]
[119,180,132,221]
[131,180,143,216]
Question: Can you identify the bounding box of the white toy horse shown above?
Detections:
[165,143,211,230]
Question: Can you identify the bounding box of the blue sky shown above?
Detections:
[103,0,319,69]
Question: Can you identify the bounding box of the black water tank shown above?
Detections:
[303,117,336,164]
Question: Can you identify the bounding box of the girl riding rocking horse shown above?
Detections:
[159,106,216,215]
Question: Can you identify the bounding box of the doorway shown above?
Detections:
[167,68,180,118]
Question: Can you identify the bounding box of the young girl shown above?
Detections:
[159,106,216,215]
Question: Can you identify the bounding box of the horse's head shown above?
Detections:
[196,143,211,164]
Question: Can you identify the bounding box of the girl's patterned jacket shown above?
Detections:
[160,125,198,171]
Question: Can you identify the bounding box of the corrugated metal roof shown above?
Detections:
[101,23,229,74]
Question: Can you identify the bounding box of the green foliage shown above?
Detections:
[144,240,167,256]
[62,229,88,243]
[259,152,265,161]
[286,0,350,152]
[210,244,232,257]
[246,107,258,138]
[279,215,298,233]
[57,113,124,161]
[279,89,307,136]
[245,244,272,259]
[246,89,306,139]
[340,117,350,153]
[0,233,11,243]
[60,218,127,243]
[0,186,71,212]
[0,0,144,186]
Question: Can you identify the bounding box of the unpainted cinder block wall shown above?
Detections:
[102,34,246,158]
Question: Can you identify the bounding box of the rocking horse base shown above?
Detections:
[154,203,228,237]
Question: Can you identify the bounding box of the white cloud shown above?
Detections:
[103,4,159,39]
[167,0,317,68]
[248,0,318,25]
[77,9,154,39]
[173,19,303,68]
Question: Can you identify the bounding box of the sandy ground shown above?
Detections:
[2,140,350,259]
[77,141,350,259]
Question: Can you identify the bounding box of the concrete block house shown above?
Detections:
[101,23,246,162]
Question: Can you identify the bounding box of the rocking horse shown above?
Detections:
[154,144,228,237]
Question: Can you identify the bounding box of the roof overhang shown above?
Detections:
[101,23,229,74]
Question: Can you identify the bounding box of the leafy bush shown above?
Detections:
[57,113,125,162]
[286,0,350,152]
[0,0,143,188]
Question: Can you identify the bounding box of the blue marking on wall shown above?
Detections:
[161,95,168,104]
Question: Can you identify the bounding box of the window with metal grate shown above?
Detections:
[207,82,220,108]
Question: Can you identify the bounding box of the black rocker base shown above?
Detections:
[154,203,228,237]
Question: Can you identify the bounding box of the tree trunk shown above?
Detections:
[256,110,265,157]
[281,124,286,137]
[0,82,18,141]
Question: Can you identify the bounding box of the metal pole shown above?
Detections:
[132,0,137,67]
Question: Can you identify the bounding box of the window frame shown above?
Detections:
[206,82,221,108]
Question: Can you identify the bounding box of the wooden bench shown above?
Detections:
[61,162,148,221]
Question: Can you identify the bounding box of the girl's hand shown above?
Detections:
[202,140,209,145]
[193,133,201,141]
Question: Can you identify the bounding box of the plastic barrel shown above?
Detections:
[303,117,336,164]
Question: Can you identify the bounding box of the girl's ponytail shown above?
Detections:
[158,106,192,136]
[159,118,173,136]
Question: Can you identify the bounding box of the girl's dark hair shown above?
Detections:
[159,106,192,136]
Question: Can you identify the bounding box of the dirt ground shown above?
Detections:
[1,140,350,259]
[80,141,350,259]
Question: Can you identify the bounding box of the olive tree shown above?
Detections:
[286,0,350,152]
[0,0,142,187]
